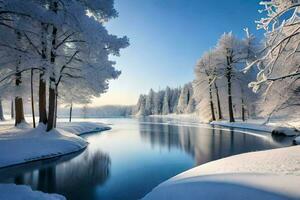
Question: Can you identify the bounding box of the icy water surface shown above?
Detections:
[0,117,294,200]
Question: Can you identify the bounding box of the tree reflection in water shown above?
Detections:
[12,149,111,200]
[138,118,287,166]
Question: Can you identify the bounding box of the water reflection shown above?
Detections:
[55,149,110,199]
[5,148,111,200]
[139,118,292,166]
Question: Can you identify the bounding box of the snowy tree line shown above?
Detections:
[134,83,196,116]
[135,0,300,122]
[0,0,129,131]
[58,105,133,119]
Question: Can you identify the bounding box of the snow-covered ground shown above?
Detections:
[210,119,300,145]
[143,145,300,200]
[211,120,273,132]
[57,121,111,135]
[0,120,110,168]
[0,184,65,200]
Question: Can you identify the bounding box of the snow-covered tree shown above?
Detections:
[186,97,196,113]
[0,0,129,130]
[246,0,300,90]
[153,90,165,115]
[136,95,147,116]
[135,87,183,116]
[145,89,155,115]
[213,32,258,122]
[170,87,180,113]
[162,87,171,115]
[177,83,193,114]
[194,51,218,121]
[215,33,244,122]
[243,0,300,120]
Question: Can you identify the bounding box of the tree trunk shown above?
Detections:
[31,69,36,128]
[209,82,216,121]
[39,22,48,125]
[15,31,25,126]
[54,87,58,128]
[69,102,73,123]
[15,70,25,125]
[0,99,5,121]
[226,57,235,123]
[39,75,47,124]
[46,85,56,132]
[214,82,223,120]
[241,97,245,121]
[46,1,58,132]
[11,100,14,119]
[15,97,25,126]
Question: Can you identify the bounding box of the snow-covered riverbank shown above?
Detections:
[211,120,299,135]
[0,121,110,168]
[143,145,300,200]
[210,120,300,144]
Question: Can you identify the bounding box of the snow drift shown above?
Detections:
[0,184,65,200]
[143,146,300,200]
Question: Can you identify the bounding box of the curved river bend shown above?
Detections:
[0,118,294,200]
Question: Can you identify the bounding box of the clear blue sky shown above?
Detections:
[92,0,263,106]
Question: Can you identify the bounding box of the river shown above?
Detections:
[0,117,294,200]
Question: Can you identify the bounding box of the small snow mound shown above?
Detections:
[57,122,111,135]
[272,127,299,137]
[293,136,300,145]
[16,121,31,129]
[0,184,66,200]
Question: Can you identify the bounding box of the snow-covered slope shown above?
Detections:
[57,122,111,135]
[143,146,300,200]
[0,184,65,200]
[0,122,110,168]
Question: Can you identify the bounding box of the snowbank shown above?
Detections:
[57,122,111,135]
[211,121,272,132]
[143,146,300,200]
[0,122,111,168]
[272,127,299,137]
[211,121,299,137]
[0,184,65,200]
[294,136,300,145]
